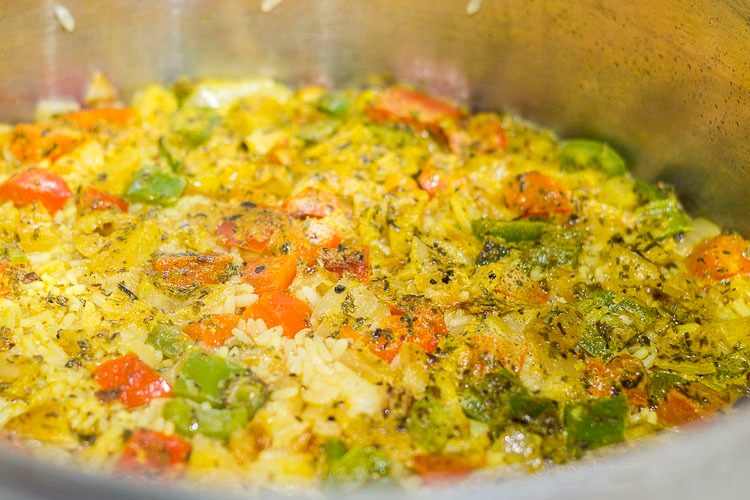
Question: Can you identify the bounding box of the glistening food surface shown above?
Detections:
[0,77,749,491]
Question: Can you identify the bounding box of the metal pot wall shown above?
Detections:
[0,1,749,498]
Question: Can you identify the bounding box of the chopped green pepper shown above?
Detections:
[559,139,627,178]
[124,167,186,207]
[325,444,391,490]
[575,291,657,359]
[406,395,452,453]
[647,371,686,402]
[163,397,249,441]
[172,106,219,147]
[508,393,560,437]
[324,438,348,461]
[636,198,691,239]
[146,323,191,359]
[173,351,243,406]
[524,231,582,269]
[564,396,627,457]
[296,118,340,144]
[0,241,27,266]
[222,375,270,414]
[317,92,349,118]
[471,219,548,243]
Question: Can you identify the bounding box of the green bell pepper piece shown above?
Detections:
[172,106,219,147]
[146,323,191,359]
[163,397,249,441]
[471,219,548,243]
[406,396,452,453]
[124,167,186,207]
[326,444,391,489]
[174,351,243,406]
[559,139,627,178]
[317,92,349,118]
[564,396,627,457]
[636,198,691,239]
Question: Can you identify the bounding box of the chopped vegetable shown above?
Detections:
[317,92,350,117]
[325,444,391,490]
[116,429,190,478]
[406,395,452,453]
[471,219,547,242]
[411,453,484,485]
[62,107,138,130]
[164,398,249,441]
[321,245,371,282]
[636,198,691,239]
[0,168,72,215]
[686,234,750,280]
[171,106,219,147]
[283,187,341,218]
[366,86,463,137]
[173,351,242,406]
[7,123,79,164]
[147,323,191,359]
[564,396,627,457]
[93,353,172,407]
[183,314,240,348]
[417,164,452,197]
[503,171,573,217]
[124,167,186,207]
[241,255,297,294]
[152,252,235,288]
[77,186,129,212]
[215,207,286,253]
[242,293,311,338]
[655,389,702,427]
[559,139,627,177]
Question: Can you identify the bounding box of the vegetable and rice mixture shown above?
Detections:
[1,76,749,490]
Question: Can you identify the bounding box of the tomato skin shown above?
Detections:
[412,453,485,485]
[686,234,750,280]
[116,429,190,479]
[0,168,72,215]
[93,353,172,408]
[242,255,297,294]
[503,171,573,217]
[242,293,312,338]
[184,314,240,348]
[417,164,451,197]
[215,207,286,253]
[78,186,129,212]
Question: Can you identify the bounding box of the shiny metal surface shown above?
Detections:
[1,0,749,498]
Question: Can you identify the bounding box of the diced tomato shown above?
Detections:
[456,334,528,376]
[491,266,548,305]
[351,306,447,363]
[412,452,485,485]
[62,107,138,130]
[585,355,648,407]
[78,186,129,212]
[242,255,297,294]
[242,293,312,338]
[367,86,464,137]
[447,113,507,156]
[656,389,703,427]
[283,187,341,218]
[289,219,344,265]
[152,253,235,288]
[215,207,287,253]
[183,314,240,348]
[116,429,190,479]
[93,353,172,407]
[321,245,371,282]
[417,164,451,197]
[686,234,750,280]
[503,171,573,217]
[0,168,72,215]
[7,124,79,164]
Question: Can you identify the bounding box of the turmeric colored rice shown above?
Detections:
[1,77,749,491]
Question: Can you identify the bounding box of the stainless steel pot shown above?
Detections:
[1,1,749,498]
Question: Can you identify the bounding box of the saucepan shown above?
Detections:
[0,1,749,498]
